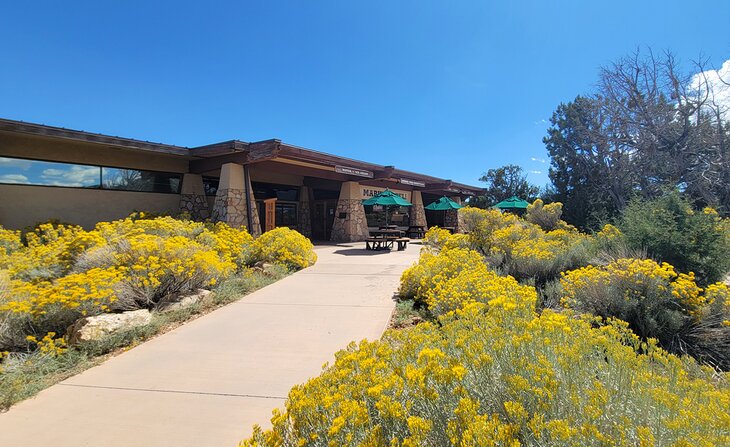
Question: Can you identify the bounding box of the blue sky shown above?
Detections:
[1,1,729,187]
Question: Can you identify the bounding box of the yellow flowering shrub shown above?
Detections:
[25,332,67,357]
[454,207,590,282]
[243,301,730,446]
[196,223,256,268]
[421,227,472,254]
[399,248,485,306]
[2,223,88,282]
[427,262,537,317]
[562,258,730,367]
[0,215,309,352]
[0,227,21,261]
[524,198,565,231]
[255,227,316,270]
[4,267,123,316]
[112,234,235,308]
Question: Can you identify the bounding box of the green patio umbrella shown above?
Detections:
[425,196,463,211]
[362,189,412,225]
[494,196,529,210]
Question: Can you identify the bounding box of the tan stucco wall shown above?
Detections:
[0,131,189,172]
[0,184,180,229]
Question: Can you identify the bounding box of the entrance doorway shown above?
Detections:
[312,200,337,241]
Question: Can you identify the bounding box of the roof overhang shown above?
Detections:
[0,118,191,157]
[1,117,485,195]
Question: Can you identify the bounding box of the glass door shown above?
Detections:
[312,200,336,240]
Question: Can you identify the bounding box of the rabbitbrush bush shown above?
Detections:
[561,257,730,369]
[399,246,536,317]
[452,207,590,283]
[255,227,317,270]
[0,214,315,351]
[244,272,730,446]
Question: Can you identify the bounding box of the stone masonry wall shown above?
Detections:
[331,199,369,242]
[180,194,210,221]
[444,208,463,232]
[211,188,246,228]
[248,192,261,237]
[409,203,427,227]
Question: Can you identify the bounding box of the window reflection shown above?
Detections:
[0,157,100,188]
[0,156,182,194]
[102,168,181,193]
[275,203,298,228]
[203,176,219,196]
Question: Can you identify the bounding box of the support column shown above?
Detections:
[298,186,312,238]
[409,190,427,228]
[330,181,369,242]
[211,163,261,236]
[444,196,464,233]
[179,174,210,220]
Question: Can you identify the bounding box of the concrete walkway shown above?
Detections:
[0,242,421,447]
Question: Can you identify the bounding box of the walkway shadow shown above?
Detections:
[332,248,392,256]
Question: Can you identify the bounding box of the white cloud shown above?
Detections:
[531,157,546,164]
[41,165,99,187]
[528,170,543,175]
[0,174,29,184]
[0,157,32,170]
[688,59,730,122]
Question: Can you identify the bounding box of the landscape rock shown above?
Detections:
[160,289,213,312]
[67,309,152,344]
[253,261,281,276]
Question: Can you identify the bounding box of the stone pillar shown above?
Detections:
[298,186,312,238]
[211,163,261,236]
[330,181,369,242]
[409,190,427,228]
[444,196,464,233]
[179,174,210,220]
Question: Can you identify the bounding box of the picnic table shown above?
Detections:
[371,229,403,238]
[366,229,409,251]
[406,225,426,238]
[379,225,399,230]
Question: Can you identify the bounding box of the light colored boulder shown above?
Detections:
[67,309,152,344]
[160,289,213,312]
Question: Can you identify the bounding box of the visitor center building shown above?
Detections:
[0,118,482,241]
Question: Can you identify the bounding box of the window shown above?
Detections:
[102,168,181,193]
[0,156,182,194]
[252,182,299,201]
[203,176,219,196]
[0,157,100,188]
[275,203,298,228]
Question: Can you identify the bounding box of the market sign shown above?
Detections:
[362,187,411,202]
[335,165,373,178]
[399,178,426,188]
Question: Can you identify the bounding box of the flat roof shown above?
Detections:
[0,117,483,194]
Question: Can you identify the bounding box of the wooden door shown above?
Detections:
[263,198,277,232]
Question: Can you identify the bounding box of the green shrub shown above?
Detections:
[619,192,730,285]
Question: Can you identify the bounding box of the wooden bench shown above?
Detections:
[395,238,409,251]
[366,237,393,251]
